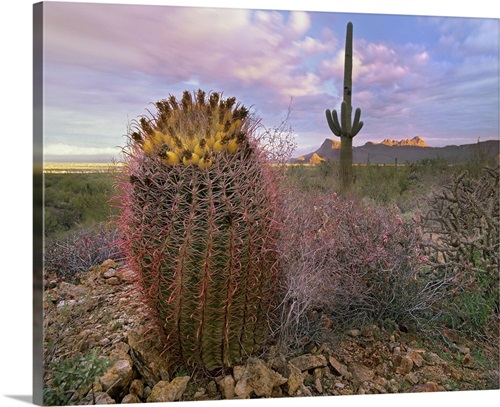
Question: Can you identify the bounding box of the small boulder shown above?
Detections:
[346,329,361,337]
[234,358,287,398]
[99,359,133,398]
[102,268,119,279]
[147,376,190,403]
[89,392,116,405]
[407,382,439,392]
[406,349,425,368]
[127,326,171,387]
[121,394,141,403]
[462,353,475,368]
[349,362,375,385]
[396,356,413,375]
[129,379,144,398]
[289,354,327,372]
[328,355,350,378]
[218,375,235,399]
[285,361,311,397]
[101,259,118,271]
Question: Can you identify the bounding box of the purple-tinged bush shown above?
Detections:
[44,224,120,282]
[113,90,282,372]
[276,190,435,345]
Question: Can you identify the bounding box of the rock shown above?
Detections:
[101,259,118,270]
[193,388,208,400]
[451,343,471,354]
[127,326,171,387]
[59,281,87,299]
[147,376,190,403]
[99,359,134,398]
[118,268,135,283]
[407,382,439,392]
[103,268,118,279]
[121,394,141,403]
[285,362,304,396]
[396,356,413,375]
[404,372,419,385]
[87,392,116,404]
[328,355,350,378]
[441,328,460,343]
[267,355,289,377]
[106,277,121,286]
[143,386,152,400]
[218,375,235,399]
[321,316,334,330]
[108,346,131,364]
[271,385,283,397]
[289,354,327,371]
[372,376,388,393]
[114,342,131,355]
[387,378,400,393]
[349,363,375,385]
[285,361,311,397]
[361,325,374,338]
[129,379,144,398]
[234,358,287,398]
[313,368,323,393]
[424,352,444,365]
[346,329,361,337]
[406,349,425,368]
[206,380,219,398]
[462,353,475,368]
[443,363,462,381]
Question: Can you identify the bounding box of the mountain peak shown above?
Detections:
[320,138,342,149]
[380,136,429,147]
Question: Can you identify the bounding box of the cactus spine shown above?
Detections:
[325,22,364,191]
[116,90,281,373]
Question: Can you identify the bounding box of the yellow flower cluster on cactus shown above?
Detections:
[135,90,249,170]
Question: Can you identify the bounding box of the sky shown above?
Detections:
[38,1,500,161]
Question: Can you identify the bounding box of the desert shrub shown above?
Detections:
[44,173,117,237]
[43,349,109,406]
[354,164,410,206]
[275,190,436,346]
[417,165,499,337]
[44,223,120,281]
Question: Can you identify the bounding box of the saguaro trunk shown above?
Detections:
[325,22,363,192]
[340,135,353,189]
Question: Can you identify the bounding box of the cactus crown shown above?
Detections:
[131,89,250,169]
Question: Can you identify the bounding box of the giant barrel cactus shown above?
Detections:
[115,90,281,372]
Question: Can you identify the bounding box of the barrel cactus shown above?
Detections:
[115,90,281,372]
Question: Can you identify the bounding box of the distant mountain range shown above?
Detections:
[291,137,499,165]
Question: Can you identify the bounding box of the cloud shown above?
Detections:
[41,3,498,156]
[44,4,325,109]
[430,17,499,57]
[44,143,121,157]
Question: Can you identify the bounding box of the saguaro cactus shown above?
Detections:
[325,22,364,191]
[115,90,281,373]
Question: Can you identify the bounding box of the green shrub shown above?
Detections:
[44,173,117,238]
[43,349,108,406]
